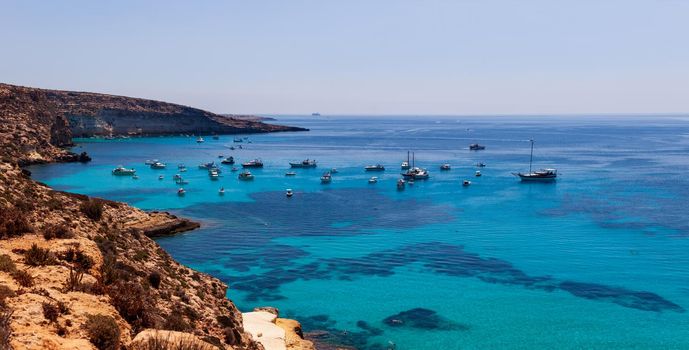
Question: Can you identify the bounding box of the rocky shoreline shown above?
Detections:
[0,82,314,350]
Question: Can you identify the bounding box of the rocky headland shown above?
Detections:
[0,83,314,350]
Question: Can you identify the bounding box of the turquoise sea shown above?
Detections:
[28,116,689,349]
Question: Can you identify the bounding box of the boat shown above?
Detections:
[179,167,187,172]
[173,174,182,180]
[289,159,317,168]
[285,172,297,176]
[320,172,332,183]
[440,164,451,171]
[175,176,188,185]
[365,164,385,171]
[312,112,321,116]
[209,170,220,180]
[221,156,235,165]
[513,139,557,182]
[218,155,224,158]
[401,167,429,180]
[242,159,263,168]
[469,143,485,150]
[476,162,486,167]
[150,161,166,169]
[286,189,294,197]
[158,175,164,180]
[112,166,136,176]
[463,180,471,186]
[368,176,378,184]
[397,178,405,190]
[475,171,482,177]
[196,136,204,143]
[145,159,158,165]
[401,151,411,170]
[177,188,186,196]
[132,175,139,180]
[219,187,225,195]
[177,163,186,169]
[229,146,235,150]
[238,145,243,149]
[231,167,239,172]
[233,138,243,143]
[330,168,338,174]
[198,162,215,169]
[238,171,254,181]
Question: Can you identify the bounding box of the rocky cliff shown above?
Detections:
[0,83,313,350]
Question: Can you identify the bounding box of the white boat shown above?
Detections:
[401,151,411,170]
[402,167,429,180]
[221,157,235,165]
[365,164,385,171]
[150,161,166,169]
[242,159,264,168]
[219,187,225,195]
[286,189,294,197]
[397,178,405,190]
[513,140,557,182]
[158,175,164,180]
[196,136,205,143]
[320,172,332,183]
[475,171,482,177]
[330,168,338,174]
[209,171,219,180]
[145,159,158,165]
[238,171,254,181]
[368,176,378,184]
[440,164,451,171]
[112,166,136,176]
[463,180,471,186]
[177,188,186,196]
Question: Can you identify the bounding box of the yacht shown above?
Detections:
[238,171,255,181]
[112,166,136,176]
[209,170,220,180]
[401,167,429,180]
[469,143,485,150]
[320,172,332,183]
[475,171,482,177]
[440,164,451,171]
[242,159,264,168]
[145,159,158,165]
[290,159,317,168]
[286,189,294,197]
[365,164,385,171]
[150,161,166,169]
[513,140,557,182]
[368,176,378,184]
[221,156,235,165]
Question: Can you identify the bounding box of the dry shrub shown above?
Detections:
[163,312,191,332]
[64,265,84,292]
[0,207,32,238]
[43,223,73,240]
[0,285,15,306]
[23,244,57,266]
[0,305,12,350]
[0,255,16,273]
[107,281,155,332]
[12,269,33,287]
[42,302,60,323]
[80,199,104,221]
[61,247,94,270]
[85,314,120,350]
[148,271,161,289]
[130,331,217,350]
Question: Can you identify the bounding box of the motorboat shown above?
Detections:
[177,188,186,196]
[219,187,225,195]
[158,175,164,180]
[145,159,158,165]
[320,172,332,183]
[196,136,204,143]
[368,176,378,184]
[290,159,317,168]
[463,180,471,186]
[475,171,482,177]
[238,171,255,181]
[285,172,297,176]
[513,140,557,182]
[112,166,136,176]
[150,161,166,169]
[242,159,264,168]
[397,178,405,190]
[286,189,294,197]
[330,168,338,174]
[173,174,182,180]
[476,162,486,167]
[198,162,215,169]
[365,164,385,171]
[209,170,220,180]
[469,144,485,150]
[233,137,243,143]
[221,156,235,165]
[440,164,451,171]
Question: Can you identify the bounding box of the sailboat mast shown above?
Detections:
[529,139,534,173]
[412,152,415,168]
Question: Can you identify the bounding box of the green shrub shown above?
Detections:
[85,314,121,350]
[0,255,16,273]
[43,223,73,240]
[80,199,104,221]
[23,244,57,266]
[0,207,32,238]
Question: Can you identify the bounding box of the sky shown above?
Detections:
[1,0,688,115]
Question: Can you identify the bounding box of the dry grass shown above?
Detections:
[131,332,217,350]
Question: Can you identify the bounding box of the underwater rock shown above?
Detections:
[383,308,468,331]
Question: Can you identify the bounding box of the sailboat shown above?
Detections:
[401,151,411,170]
[513,139,557,182]
[401,152,429,179]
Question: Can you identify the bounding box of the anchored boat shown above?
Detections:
[290,159,317,168]
[242,159,264,168]
[365,164,385,171]
[112,166,136,176]
[513,139,557,182]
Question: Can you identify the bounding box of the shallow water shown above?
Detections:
[29,115,689,349]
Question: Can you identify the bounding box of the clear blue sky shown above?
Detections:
[1,0,688,115]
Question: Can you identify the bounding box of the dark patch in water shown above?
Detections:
[356,320,384,336]
[383,308,468,331]
[559,281,685,313]
[289,313,390,350]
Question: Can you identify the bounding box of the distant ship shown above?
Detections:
[312,113,321,116]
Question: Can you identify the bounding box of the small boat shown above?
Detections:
[178,188,186,196]
[289,159,317,168]
[285,172,297,176]
[365,164,385,171]
[158,175,164,180]
[150,161,166,169]
[221,156,235,165]
[513,140,557,182]
[463,180,471,186]
[231,167,239,172]
[209,171,220,180]
[179,167,187,172]
[175,177,189,185]
[233,138,243,143]
[229,146,235,150]
[132,175,139,180]
[401,151,411,170]
[469,143,485,150]
[286,189,294,197]
[218,155,224,158]
[238,171,254,181]
[330,168,338,174]
[397,178,405,190]
[242,159,264,168]
[312,112,321,116]
[440,164,451,171]
[177,163,186,169]
[198,162,215,169]
[218,187,225,195]
[196,136,205,143]
[173,174,182,180]
[320,172,332,183]
[475,171,482,177]
[368,176,378,184]
[112,166,136,176]
[476,162,486,167]
[145,159,158,165]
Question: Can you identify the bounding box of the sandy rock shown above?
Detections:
[243,311,286,350]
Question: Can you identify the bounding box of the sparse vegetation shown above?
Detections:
[107,281,155,332]
[80,199,104,221]
[0,255,16,273]
[148,271,161,289]
[23,243,57,266]
[61,247,94,270]
[0,304,12,350]
[130,332,217,350]
[12,269,33,287]
[43,223,73,240]
[64,265,84,292]
[42,302,60,322]
[0,207,32,238]
[0,285,15,306]
[85,314,121,350]
[163,312,191,332]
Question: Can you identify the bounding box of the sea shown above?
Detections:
[28,115,689,349]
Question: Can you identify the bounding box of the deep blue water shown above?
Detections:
[28,115,689,349]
